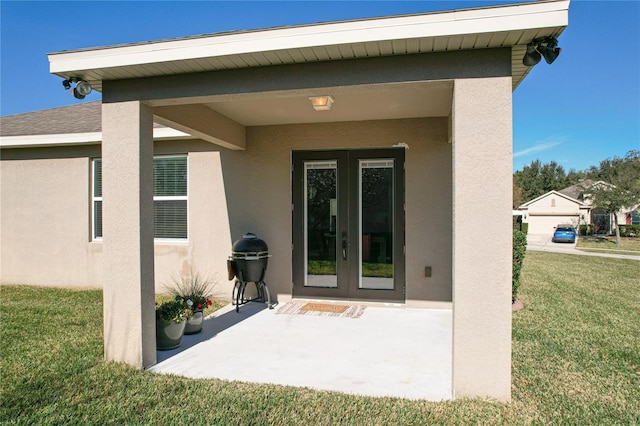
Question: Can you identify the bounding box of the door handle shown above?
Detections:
[341,232,348,260]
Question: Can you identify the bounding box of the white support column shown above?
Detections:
[451,77,513,401]
[102,101,156,369]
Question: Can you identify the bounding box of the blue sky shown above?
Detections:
[1,1,638,172]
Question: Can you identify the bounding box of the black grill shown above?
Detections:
[228,233,272,311]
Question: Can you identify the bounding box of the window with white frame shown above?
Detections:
[92,155,188,240]
[92,159,102,240]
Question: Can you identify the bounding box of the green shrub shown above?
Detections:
[512,230,527,302]
[618,224,640,238]
[579,224,595,236]
[521,222,528,235]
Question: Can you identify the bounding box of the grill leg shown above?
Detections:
[259,282,272,309]
[233,280,271,312]
[234,280,247,313]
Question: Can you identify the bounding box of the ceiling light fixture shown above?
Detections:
[62,77,93,99]
[309,96,334,111]
[522,36,562,66]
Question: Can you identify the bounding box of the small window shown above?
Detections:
[91,155,188,241]
[153,155,188,240]
[92,159,102,240]
[632,213,640,225]
[551,198,556,207]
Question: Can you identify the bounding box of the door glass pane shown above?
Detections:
[305,161,338,288]
[359,160,394,290]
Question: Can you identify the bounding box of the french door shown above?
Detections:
[292,149,405,302]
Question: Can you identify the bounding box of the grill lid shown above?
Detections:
[232,233,268,255]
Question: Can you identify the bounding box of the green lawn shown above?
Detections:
[1,252,639,425]
[308,260,393,278]
[576,236,640,255]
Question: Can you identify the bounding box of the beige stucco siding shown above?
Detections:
[0,153,100,287]
[0,144,233,298]
[1,117,451,305]
[219,117,452,305]
[152,144,233,296]
[523,192,585,234]
[451,77,512,400]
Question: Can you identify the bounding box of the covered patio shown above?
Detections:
[46,0,569,402]
[150,301,453,400]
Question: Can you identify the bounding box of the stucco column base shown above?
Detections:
[452,77,513,401]
[102,101,156,369]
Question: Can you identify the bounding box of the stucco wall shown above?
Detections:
[1,117,451,305]
[0,143,234,299]
[219,117,451,305]
[1,153,98,287]
[522,193,585,234]
[451,77,512,400]
[526,193,582,214]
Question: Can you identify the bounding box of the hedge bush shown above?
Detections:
[579,224,595,236]
[618,224,640,237]
[512,230,527,303]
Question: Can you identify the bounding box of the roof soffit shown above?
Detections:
[48,0,569,92]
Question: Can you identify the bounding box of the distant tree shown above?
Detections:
[513,160,574,203]
[513,178,526,209]
[586,150,640,192]
[582,151,640,245]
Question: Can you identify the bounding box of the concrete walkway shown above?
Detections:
[149,301,453,401]
[526,234,640,261]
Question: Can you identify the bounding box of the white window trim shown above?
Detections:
[153,154,189,242]
[91,154,189,242]
[91,158,102,241]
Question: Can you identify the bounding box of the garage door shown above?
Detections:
[527,215,578,235]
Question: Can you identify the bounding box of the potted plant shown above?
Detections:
[164,271,217,335]
[155,297,191,350]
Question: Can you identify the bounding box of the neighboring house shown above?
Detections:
[579,181,640,233]
[0,0,571,401]
[520,179,639,235]
[519,190,590,235]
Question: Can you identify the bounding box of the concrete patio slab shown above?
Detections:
[149,301,453,401]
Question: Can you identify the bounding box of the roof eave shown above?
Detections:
[48,0,570,91]
[0,127,192,149]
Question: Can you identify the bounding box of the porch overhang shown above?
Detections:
[48,1,568,148]
[49,0,569,92]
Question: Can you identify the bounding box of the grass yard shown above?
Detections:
[1,252,639,425]
[576,236,640,255]
[308,260,393,278]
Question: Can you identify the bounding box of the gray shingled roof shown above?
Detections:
[0,101,168,137]
[557,184,583,200]
[0,101,102,136]
[557,180,595,201]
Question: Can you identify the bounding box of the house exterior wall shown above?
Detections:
[0,150,100,287]
[1,117,451,306]
[220,117,452,306]
[522,193,585,234]
[0,143,233,299]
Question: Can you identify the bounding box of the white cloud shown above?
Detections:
[513,139,563,158]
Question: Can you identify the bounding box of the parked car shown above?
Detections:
[552,225,576,243]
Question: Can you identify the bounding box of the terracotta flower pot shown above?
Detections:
[156,318,186,350]
[184,309,204,335]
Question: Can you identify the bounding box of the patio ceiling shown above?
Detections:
[199,81,454,126]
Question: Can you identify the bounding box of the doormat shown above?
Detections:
[276,302,366,318]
